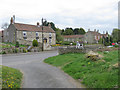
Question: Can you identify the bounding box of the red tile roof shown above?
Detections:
[14,23,55,33]
[63,35,84,38]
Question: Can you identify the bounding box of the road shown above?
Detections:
[2,51,84,88]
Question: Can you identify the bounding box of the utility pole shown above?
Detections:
[42,18,44,51]
[41,18,47,51]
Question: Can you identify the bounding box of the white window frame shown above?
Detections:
[36,32,39,37]
[49,33,52,37]
[23,32,27,37]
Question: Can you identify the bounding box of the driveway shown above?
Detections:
[2,51,84,88]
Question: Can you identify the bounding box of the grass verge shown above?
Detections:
[1,65,23,88]
[44,50,118,88]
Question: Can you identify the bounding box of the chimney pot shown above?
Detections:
[10,17,14,24]
[37,22,40,27]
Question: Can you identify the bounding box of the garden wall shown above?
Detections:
[58,47,86,54]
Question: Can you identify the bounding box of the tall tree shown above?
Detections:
[64,28,74,35]
[73,28,80,35]
[79,28,86,35]
[56,28,63,42]
[112,29,120,42]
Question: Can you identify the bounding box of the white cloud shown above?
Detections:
[0,0,119,33]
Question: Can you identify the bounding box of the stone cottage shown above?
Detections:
[84,29,108,44]
[3,16,56,50]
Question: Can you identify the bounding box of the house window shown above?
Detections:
[23,32,27,39]
[49,33,52,37]
[23,32,27,37]
[36,32,39,37]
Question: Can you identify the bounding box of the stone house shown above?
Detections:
[84,29,108,44]
[63,35,84,42]
[3,17,56,50]
[0,30,3,42]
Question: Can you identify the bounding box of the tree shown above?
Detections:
[112,29,120,42]
[64,28,74,35]
[32,40,38,47]
[56,28,63,43]
[1,23,9,30]
[43,21,56,31]
[73,28,86,35]
[110,36,113,44]
[79,28,86,35]
[73,28,80,35]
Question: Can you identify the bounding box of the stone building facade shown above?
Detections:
[84,29,108,44]
[3,17,56,50]
[63,35,84,42]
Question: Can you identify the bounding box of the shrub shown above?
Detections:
[32,40,38,47]
[2,51,6,54]
[114,44,119,48]
[23,48,27,53]
[15,41,19,47]
[61,41,70,45]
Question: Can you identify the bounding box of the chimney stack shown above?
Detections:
[97,30,99,33]
[10,15,15,24]
[10,17,14,24]
[94,29,96,32]
[13,15,15,23]
[37,22,40,27]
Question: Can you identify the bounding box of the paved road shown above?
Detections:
[2,51,84,88]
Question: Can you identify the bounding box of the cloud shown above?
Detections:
[0,0,119,34]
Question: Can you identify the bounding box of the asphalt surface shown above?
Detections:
[2,51,84,88]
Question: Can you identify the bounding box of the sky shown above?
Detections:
[0,0,119,34]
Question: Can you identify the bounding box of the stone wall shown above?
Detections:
[58,44,103,55]
[58,47,86,54]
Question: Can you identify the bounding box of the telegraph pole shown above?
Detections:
[42,18,44,51]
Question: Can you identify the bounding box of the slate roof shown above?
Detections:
[63,35,84,38]
[14,23,55,33]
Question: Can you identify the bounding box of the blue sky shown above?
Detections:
[0,0,119,34]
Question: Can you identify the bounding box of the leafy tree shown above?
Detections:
[61,29,65,35]
[32,40,38,47]
[43,21,56,31]
[73,28,80,35]
[112,29,120,42]
[56,28,63,42]
[73,28,86,35]
[64,28,74,35]
[79,28,86,35]
[110,36,113,44]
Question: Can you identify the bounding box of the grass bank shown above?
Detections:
[44,50,118,88]
[1,66,23,88]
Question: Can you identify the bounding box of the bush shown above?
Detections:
[32,40,38,47]
[15,41,19,47]
[23,48,27,53]
[114,44,119,48]
[2,51,6,54]
[61,41,70,45]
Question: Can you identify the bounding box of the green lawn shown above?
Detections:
[44,50,118,88]
[1,66,23,88]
